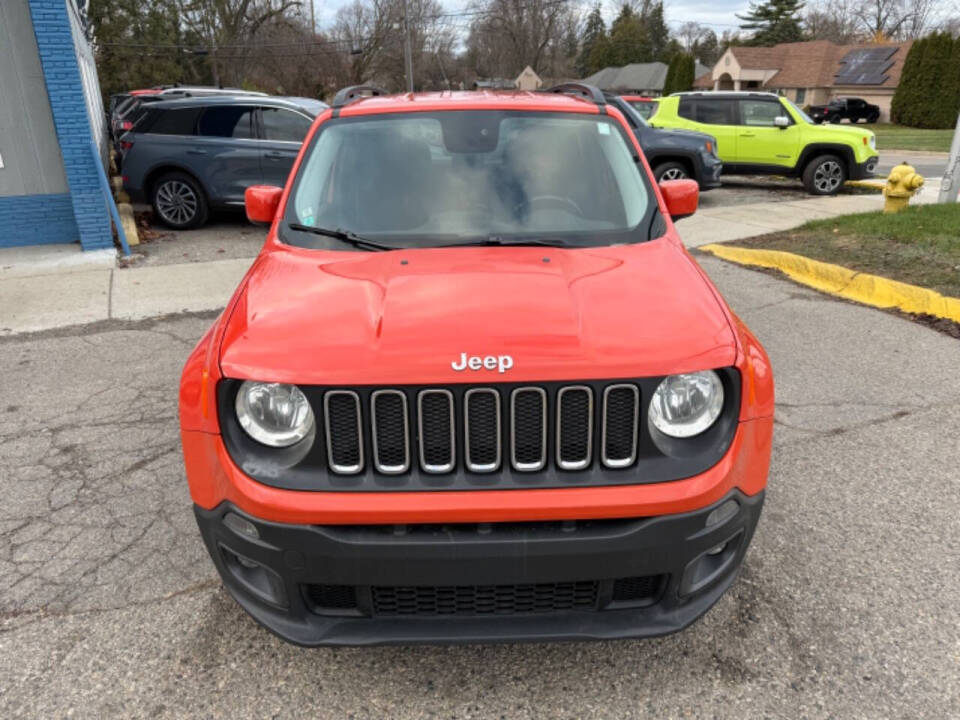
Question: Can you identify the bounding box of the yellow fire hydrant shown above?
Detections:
[883,162,924,213]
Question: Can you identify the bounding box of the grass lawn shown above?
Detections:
[863,123,955,153]
[734,203,960,299]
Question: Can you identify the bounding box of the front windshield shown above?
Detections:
[782,98,814,124]
[283,111,654,248]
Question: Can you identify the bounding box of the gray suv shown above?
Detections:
[121,95,326,228]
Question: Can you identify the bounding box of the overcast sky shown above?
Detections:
[306,0,752,36]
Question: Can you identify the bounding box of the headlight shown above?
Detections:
[869,135,876,149]
[235,381,314,447]
[648,371,724,438]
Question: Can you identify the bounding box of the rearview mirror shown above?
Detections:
[659,179,699,220]
[774,116,790,128]
[245,185,283,226]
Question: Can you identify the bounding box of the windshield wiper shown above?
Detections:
[287,223,395,252]
[439,235,572,248]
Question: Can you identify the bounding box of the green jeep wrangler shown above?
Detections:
[650,91,879,195]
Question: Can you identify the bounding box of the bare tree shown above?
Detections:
[855,0,936,40]
[465,0,580,81]
[330,0,457,91]
[805,0,863,41]
[676,21,708,52]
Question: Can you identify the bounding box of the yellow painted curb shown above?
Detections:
[845,179,884,192]
[118,202,140,247]
[700,243,960,324]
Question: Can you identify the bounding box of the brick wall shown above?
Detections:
[27,0,112,251]
[0,194,79,248]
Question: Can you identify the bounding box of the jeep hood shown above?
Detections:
[219,240,737,385]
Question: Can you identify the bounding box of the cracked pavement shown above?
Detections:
[1,259,958,718]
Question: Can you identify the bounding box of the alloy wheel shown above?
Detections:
[660,167,687,181]
[813,161,843,193]
[156,180,199,226]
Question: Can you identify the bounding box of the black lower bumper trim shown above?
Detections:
[194,489,764,646]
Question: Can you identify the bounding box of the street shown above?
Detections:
[877,150,949,179]
[1,257,957,718]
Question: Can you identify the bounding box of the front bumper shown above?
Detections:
[195,489,764,646]
[851,155,879,179]
[698,152,723,189]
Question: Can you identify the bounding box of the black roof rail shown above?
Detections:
[332,85,390,108]
[542,83,607,107]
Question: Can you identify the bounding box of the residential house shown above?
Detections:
[514,66,542,91]
[694,40,912,121]
[582,61,710,96]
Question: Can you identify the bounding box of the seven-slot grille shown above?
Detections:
[321,383,641,476]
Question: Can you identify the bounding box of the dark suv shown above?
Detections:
[809,97,880,124]
[604,93,722,188]
[121,95,326,228]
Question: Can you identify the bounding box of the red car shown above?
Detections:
[179,84,774,646]
[620,94,660,120]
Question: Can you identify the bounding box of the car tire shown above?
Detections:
[867,112,879,123]
[802,154,847,196]
[653,161,689,183]
[151,172,209,229]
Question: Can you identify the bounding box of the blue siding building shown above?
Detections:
[0,0,111,251]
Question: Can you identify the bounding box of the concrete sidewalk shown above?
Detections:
[0,190,937,335]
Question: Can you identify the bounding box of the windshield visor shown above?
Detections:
[283,111,655,248]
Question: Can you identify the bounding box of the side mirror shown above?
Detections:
[774,116,790,129]
[245,185,283,225]
[659,179,699,220]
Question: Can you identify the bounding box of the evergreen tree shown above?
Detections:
[609,6,650,65]
[891,36,926,125]
[88,0,188,101]
[913,33,959,129]
[663,54,679,95]
[664,52,696,94]
[737,0,805,46]
[645,2,671,61]
[577,5,607,77]
[693,29,720,65]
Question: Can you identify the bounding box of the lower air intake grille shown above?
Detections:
[612,575,661,603]
[372,581,599,616]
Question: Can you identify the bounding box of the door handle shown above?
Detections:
[187,148,208,155]
[264,151,288,159]
[739,132,756,137]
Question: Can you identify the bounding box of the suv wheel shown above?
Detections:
[653,161,689,183]
[152,172,209,229]
[802,155,846,195]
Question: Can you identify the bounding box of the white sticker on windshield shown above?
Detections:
[598,123,611,135]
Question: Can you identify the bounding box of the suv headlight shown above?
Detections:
[869,135,876,150]
[648,371,724,438]
[235,381,314,447]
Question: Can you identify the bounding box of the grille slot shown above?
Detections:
[418,390,455,473]
[371,390,409,474]
[307,584,358,611]
[324,391,363,473]
[371,581,599,616]
[611,575,662,604]
[464,389,501,472]
[602,384,639,468]
[511,387,547,471]
[557,386,593,470]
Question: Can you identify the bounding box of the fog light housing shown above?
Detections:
[705,499,739,527]
[224,512,259,539]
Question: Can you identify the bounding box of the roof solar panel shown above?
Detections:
[835,47,898,85]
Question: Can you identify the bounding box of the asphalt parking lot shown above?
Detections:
[2,252,957,718]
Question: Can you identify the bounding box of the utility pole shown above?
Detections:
[937,112,960,203]
[401,0,414,92]
[309,0,315,35]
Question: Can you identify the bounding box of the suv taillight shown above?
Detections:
[121,120,133,130]
[119,140,133,151]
